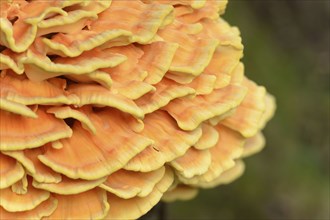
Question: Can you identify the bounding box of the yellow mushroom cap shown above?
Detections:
[0,0,275,218]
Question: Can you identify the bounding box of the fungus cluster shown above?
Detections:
[0,0,275,219]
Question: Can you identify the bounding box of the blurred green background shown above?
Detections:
[163,1,329,219]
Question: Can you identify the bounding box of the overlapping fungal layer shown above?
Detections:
[0,0,275,219]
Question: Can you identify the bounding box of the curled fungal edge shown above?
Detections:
[0,0,276,219]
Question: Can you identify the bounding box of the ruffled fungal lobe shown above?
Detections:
[0,0,275,219]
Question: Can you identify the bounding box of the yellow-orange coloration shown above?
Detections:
[0,0,275,219]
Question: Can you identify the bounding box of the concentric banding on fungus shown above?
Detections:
[0,53,24,74]
[0,179,50,212]
[3,147,62,184]
[47,106,96,134]
[124,111,203,172]
[11,172,28,195]
[67,70,113,89]
[162,184,199,202]
[0,2,85,53]
[194,123,220,150]
[0,73,77,106]
[76,0,113,14]
[0,153,25,189]
[41,29,133,57]
[197,160,245,188]
[170,148,212,179]
[44,188,109,220]
[159,27,219,77]
[100,167,165,199]
[32,175,107,195]
[203,45,243,89]
[164,84,248,131]
[67,84,144,119]
[174,0,228,23]
[23,7,68,25]
[241,132,265,158]
[111,80,156,100]
[0,17,38,53]
[208,108,236,127]
[90,0,174,44]
[228,62,245,85]
[167,20,204,36]
[105,167,174,220]
[140,41,179,85]
[199,18,243,50]
[22,48,127,81]
[178,125,245,185]
[136,78,196,115]
[38,110,153,180]
[0,98,37,118]
[186,74,217,95]
[36,10,98,34]
[102,44,145,77]
[0,108,72,151]
[0,196,58,220]
[223,78,267,138]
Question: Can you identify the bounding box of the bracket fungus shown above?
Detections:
[0,0,275,219]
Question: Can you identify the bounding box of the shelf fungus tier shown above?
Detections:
[0,0,275,219]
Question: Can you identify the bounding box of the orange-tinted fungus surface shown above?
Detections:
[0,0,275,219]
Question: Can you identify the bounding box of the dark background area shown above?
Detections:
[143,1,330,219]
